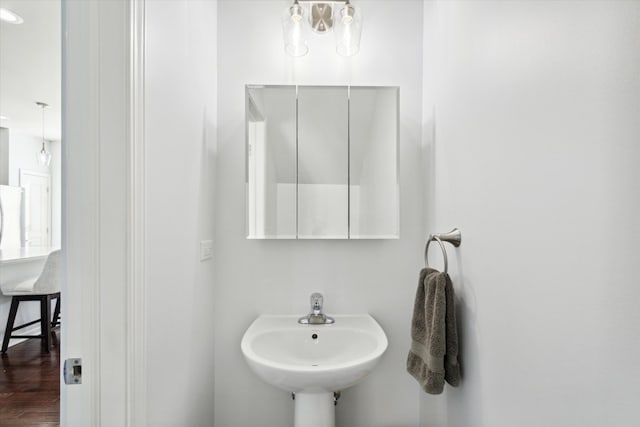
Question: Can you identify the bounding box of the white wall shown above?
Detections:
[7,131,52,186]
[421,1,640,426]
[144,1,217,425]
[215,1,424,426]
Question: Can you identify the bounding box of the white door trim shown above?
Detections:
[61,1,101,423]
[19,169,51,247]
[62,0,146,425]
[127,1,147,426]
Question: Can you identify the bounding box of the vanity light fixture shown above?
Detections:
[0,8,24,24]
[282,0,362,57]
[36,102,52,167]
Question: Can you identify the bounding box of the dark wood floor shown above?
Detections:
[0,330,60,427]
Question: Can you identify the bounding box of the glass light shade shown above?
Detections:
[282,4,309,57]
[0,8,24,24]
[38,143,52,167]
[334,4,362,57]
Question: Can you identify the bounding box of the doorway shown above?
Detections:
[0,0,62,425]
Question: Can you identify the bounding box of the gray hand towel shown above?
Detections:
[407,268,460,394]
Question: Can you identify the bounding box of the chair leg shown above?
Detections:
[40,296,52,353]
[51,296,61,328]
[2,297,20,354]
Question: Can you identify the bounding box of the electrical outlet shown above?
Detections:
[200,240,213,261]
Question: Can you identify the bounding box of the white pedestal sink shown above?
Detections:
[241,314,388,427]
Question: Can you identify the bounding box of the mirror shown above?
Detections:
[349,87,399,238]
[298,86,349,239]
[246,86,297,239]
[246,85,399,239]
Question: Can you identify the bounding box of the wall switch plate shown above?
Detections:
[200,240,213,261]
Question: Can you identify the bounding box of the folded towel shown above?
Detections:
[407,268,460,394]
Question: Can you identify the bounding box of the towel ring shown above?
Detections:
[425,236,449,273]
[424,228,462,274]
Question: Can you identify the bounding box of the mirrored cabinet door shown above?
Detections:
[246,85,399,239]
[246,85,297,239]
[297,86,349,239]
[349,87,399,238]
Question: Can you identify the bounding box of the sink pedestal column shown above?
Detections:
[294,392,335,427]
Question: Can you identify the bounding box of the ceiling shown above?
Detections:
[0,0,61,141]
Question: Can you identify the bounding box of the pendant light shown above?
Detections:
[36,102,52,167]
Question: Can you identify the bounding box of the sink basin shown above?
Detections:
[240,314,388,427]
[241,314,388,393]
[241,314,388,427]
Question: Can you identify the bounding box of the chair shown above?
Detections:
[1,249,61,353]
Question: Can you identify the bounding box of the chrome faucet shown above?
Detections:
[298,293,335,324]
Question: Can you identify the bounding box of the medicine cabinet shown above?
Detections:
[246,85,398,239]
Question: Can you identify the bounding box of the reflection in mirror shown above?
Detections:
[297,86,349,239]
[246,86,297,238]
[349,87,399,238]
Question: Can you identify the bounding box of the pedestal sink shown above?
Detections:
[241,314,388,427]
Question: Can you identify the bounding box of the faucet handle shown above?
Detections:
[310,292,323,313]
[298,292,334,325]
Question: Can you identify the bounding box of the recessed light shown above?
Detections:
[0,8,24,24]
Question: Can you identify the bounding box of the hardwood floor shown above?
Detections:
[0,329,60,427]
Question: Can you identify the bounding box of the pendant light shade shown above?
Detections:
[282,0,309,57]
[334,1,362,56]
[36,102,52,167]
[38,145,52,167]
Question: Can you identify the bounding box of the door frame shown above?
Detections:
[62,0,146,425]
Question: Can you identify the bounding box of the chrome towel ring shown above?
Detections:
[424,228,462,273]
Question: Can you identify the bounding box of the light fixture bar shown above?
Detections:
[310,3,333,33]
